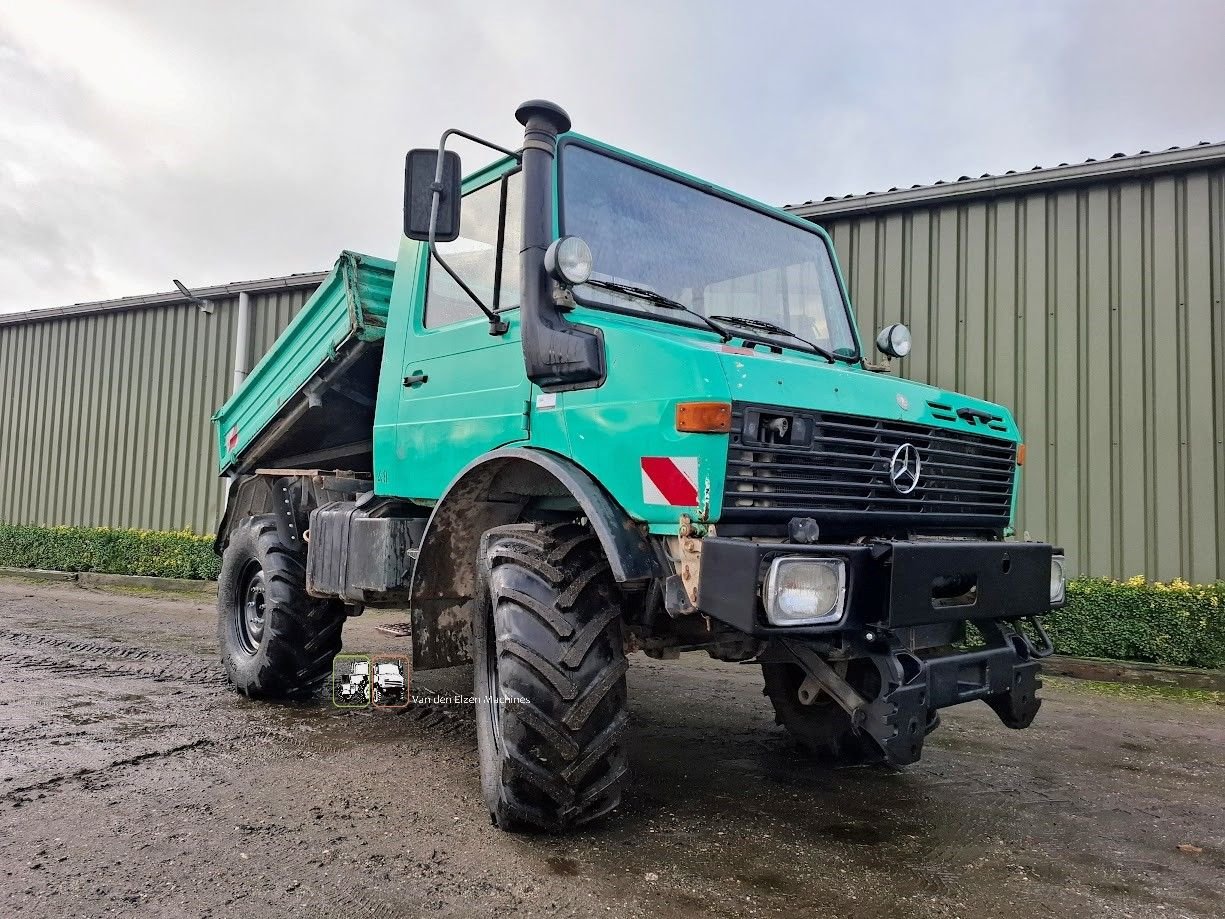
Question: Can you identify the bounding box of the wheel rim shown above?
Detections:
[484,612,505,753]
[238,561,267,655]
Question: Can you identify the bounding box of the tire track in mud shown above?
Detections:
[208,688,478,766]
[0,622,481,823]
[2,625,488,774]
[401,687,476,731]
[1,738,214,803]
[0,628,227,686]
[0,728,94,752]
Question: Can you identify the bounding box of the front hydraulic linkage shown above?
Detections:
[778,640,931,766]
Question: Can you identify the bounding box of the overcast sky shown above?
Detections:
[1,0,1222,313]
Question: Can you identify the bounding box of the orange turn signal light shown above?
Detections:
[676,401,732,433]
[1016,443,1027,466]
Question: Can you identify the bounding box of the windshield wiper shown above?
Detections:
[583,278,732,341]
[709,315,837,364]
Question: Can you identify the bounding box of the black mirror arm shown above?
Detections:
[426,128,521,337]
[436,127,521,165]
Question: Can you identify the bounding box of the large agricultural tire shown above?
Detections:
[473,521,630,832]
[762,661,884,766]
[217,514,345,700]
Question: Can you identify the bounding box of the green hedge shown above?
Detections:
[1046,577,1225,670]
[0,523,220,581]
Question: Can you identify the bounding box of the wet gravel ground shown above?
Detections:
[0,577,1222,918]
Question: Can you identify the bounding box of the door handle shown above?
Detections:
[402,372,429,387]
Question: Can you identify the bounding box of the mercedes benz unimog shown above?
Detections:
[373,661,407,706]
[212,100,1064,832]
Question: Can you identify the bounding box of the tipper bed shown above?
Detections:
[213,251,394,475]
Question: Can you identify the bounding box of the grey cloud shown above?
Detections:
[1,0,1222,313]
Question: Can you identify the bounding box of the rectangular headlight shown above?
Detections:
[763,557,847,626]
[1050,554,1067,605]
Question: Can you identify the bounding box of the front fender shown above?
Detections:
[409,446,662,670]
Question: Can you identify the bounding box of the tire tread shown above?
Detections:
[217,515,345,700]
[477,521,629,831]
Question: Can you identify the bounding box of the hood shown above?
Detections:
[713,345,1020,442]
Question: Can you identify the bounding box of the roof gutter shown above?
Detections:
[0,271,329,327]
[787,142,1225,220]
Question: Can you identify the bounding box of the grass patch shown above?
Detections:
[1044,675,1225,706]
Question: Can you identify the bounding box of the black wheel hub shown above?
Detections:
[238,561,267,655]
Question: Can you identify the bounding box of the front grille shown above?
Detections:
[724,403,1016,526]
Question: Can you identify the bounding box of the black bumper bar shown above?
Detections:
[696,537,1059,638]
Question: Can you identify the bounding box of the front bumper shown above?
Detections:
[693,537,1059,765]
[696,537,1060,637]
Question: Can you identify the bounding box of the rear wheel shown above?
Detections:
[217,515,345,700]
[473,521,630,832]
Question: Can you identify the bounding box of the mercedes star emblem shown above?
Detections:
[889,443,922,494]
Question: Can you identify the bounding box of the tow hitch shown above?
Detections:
[777,617,1053,766]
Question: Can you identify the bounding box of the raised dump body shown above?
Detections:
[213,251,394,475]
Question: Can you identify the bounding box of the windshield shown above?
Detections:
[559,144,859,358]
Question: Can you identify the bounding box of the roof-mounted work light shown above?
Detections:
[173,279,214,315]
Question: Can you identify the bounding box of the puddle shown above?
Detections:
[544,856,580,876]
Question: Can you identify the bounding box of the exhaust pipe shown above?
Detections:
[514,99,605,391]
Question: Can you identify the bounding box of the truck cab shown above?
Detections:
[212,100,1063,833]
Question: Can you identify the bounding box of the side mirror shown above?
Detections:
[875,322,913,359]
[403,149,461,242]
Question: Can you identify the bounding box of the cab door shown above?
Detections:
[390,167,529,499]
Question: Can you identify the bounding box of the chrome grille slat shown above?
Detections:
[724,404,1016,524]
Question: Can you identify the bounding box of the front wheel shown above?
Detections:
[217,515,345,700]
[473,521,630,832]
[762,661,883,766]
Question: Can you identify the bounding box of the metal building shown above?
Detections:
[1,142,1222,581]
[788,142,1225,583]
[0,273,321,534]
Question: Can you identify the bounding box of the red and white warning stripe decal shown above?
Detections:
[641,456,699,506]
[226,426,239,451]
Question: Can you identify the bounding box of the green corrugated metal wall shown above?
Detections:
[0,287,312,534]
[2,157,1221,582]
[808,163,1225,582]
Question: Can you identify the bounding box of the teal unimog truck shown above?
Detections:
[212,100,1064,832]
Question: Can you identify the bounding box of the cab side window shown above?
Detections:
[424,171,522,327]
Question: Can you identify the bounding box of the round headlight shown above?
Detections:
[544,236,593,287]
[875,322,912,358]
